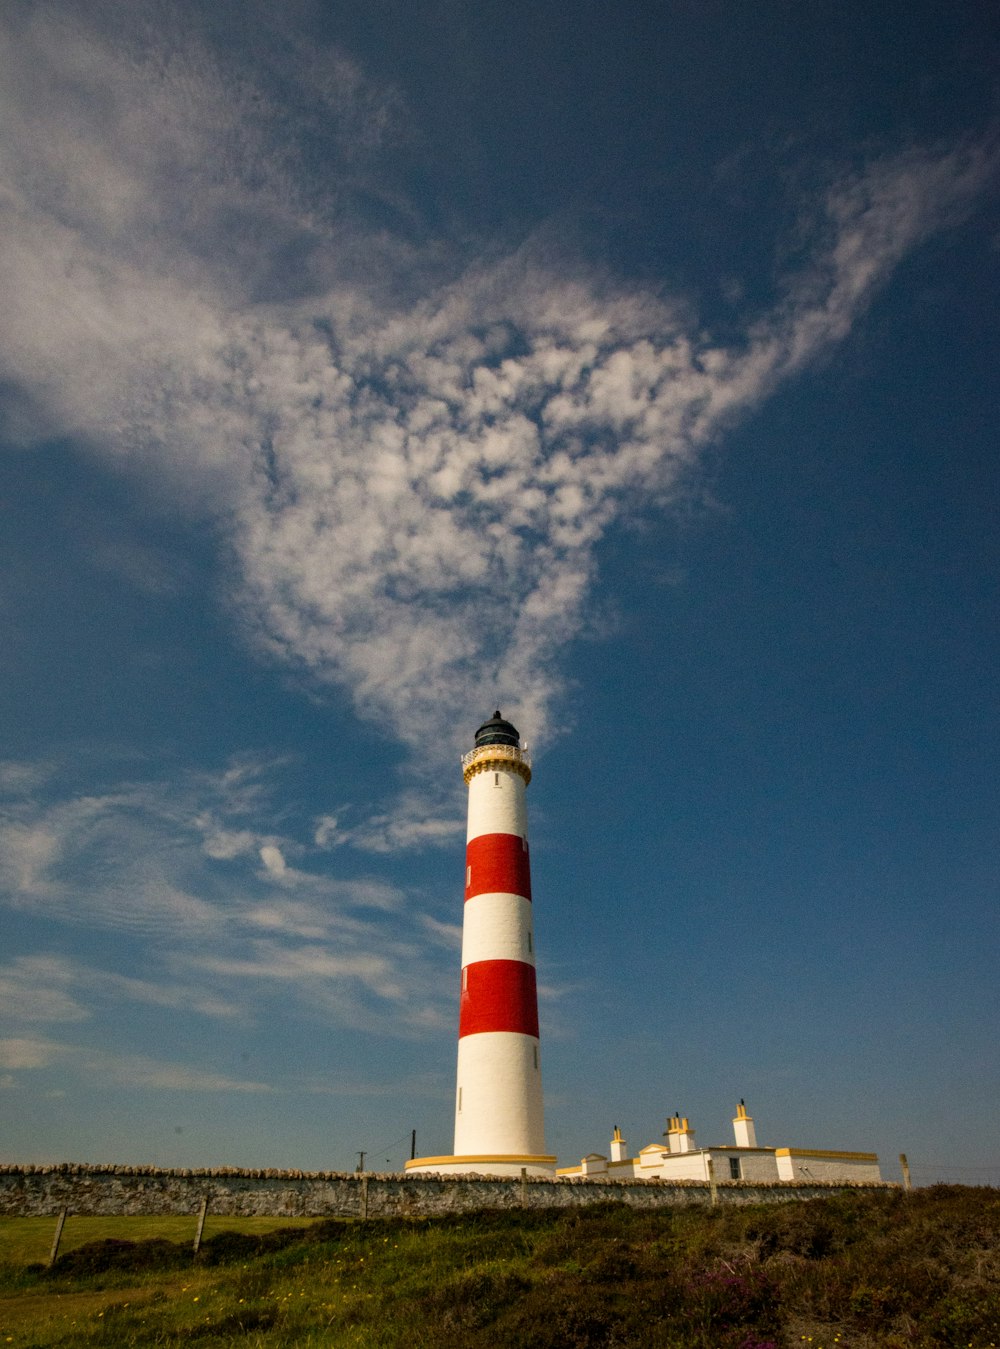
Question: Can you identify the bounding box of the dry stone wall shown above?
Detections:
[0,1164,894,1220]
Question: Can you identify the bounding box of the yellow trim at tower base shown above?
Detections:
[404,1154,558,1176]
[405,1153,557,1170]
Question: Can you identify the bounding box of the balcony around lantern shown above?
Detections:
[461,742,532,775]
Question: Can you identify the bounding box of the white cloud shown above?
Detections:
[0,1033,272,1092]
[259,843,288,878]
[94,971,243,1022]
[0,760,409,930]
[82,1051,273,1094]
[313,814,340,848]
[0,956,90,1023]
[419,914,463,948]
[0,790,221,935]
[0,7,994,768]
[0,952,246,1025]
[0,1037,61,1069]
[244,901,331,940]
[0,820,62,894]
[199,826,260,861]
[193,944,406,1001]
[316,793,465,854]
[0,760,56,795]
[0,759,456,1037]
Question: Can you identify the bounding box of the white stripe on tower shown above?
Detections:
[453,712,545,1159]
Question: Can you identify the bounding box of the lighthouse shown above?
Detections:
[406,712,556,1177]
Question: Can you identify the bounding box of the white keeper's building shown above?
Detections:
[557,1101,882,1183]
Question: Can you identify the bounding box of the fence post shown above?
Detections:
[48,1208,68,1269]
[899,1154,911,1192]
[192,1196,209,1255]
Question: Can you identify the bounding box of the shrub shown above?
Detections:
[53,1236,187,1276]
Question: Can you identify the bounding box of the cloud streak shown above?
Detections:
[0,757,458,1056]
[0,5,995,766]
[0,1035,273,1093]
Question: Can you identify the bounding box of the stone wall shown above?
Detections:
[0,1164,895,1221]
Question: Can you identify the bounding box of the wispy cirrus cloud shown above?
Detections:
[0,954,243,1024]
[0,1035,273,1093]
[0,789,220,934]
[0,1038,61,1071]
[0,959,90,1023]
[191,945,407,1002]
[313,793,465,854]
[0,5,995,766]
[0,760,58,795]
[0,758,457,1054]
[0,758,409,936]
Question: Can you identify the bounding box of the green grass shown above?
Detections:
[0,1217,320,1268]
[0,1187,998,1347]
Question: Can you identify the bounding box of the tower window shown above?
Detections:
[533,1046,539,1070]
[458,1088,462,1112]
[494,773,500,786]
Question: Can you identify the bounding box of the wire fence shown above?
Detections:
[361,1133,416,1173]
[901,1159,1000,1188]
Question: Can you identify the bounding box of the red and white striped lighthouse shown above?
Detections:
[406,712,556,1177]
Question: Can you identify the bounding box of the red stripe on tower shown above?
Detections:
[465,832,532,901]
[459,959,539,1038]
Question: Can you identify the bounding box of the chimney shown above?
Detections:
[733,1099,757,1148]
[610,1125,628,1163]
[665,1114,696,1154]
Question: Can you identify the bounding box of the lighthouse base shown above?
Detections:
[404,1154,557,1178]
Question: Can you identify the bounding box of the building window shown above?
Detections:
[729,1157,741,1180]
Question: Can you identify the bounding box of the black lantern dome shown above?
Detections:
[474,710,520,749]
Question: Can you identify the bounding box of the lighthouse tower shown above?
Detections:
[406,713,556,1177]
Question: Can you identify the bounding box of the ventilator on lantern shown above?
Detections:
[406,712,557,1177]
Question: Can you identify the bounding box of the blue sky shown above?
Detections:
[1,0,998,1184]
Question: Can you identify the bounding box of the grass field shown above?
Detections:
[0,1216,320,1269]
[0,1187,998,1347]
